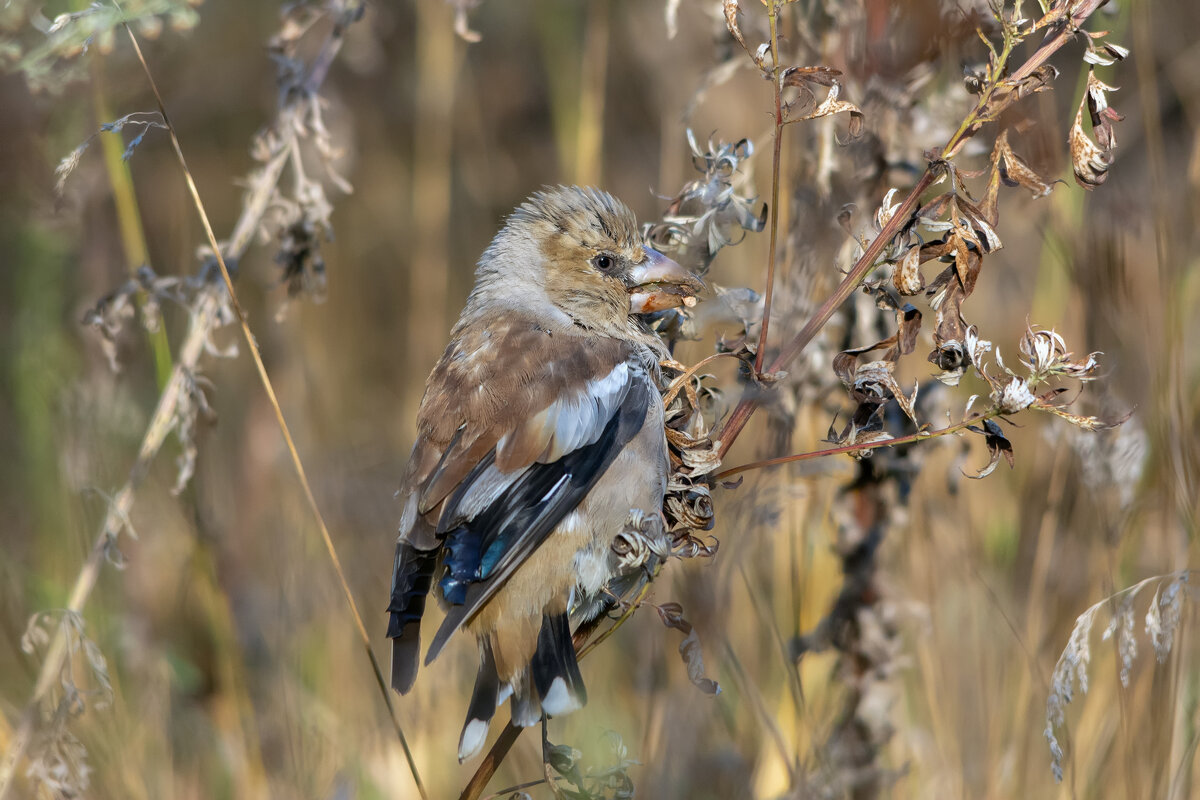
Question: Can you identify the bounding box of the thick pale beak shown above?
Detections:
[628,246,705,314]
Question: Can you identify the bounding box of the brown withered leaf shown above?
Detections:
[833,302,922,423]
[892,246,925,296]
[895,303,922,357]
[656,602,721,695]
[995,129,1055,200]
[927,267,969,384]
[964,418,1014,479]
[916,192,954,224]
[1070,71,1123,189]
[827,403,886,447]
[780,67,864,133]
[834,354,918,424]
[723,0,766,71]
[1070,105,1110,189]
[946,231,984,294]
[663,479,716,533]
[954,198,1002,254]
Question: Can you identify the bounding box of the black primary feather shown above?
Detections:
[387,534,439,694]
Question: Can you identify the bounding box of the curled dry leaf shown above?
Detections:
[964,418,1014,479]
[723,0,767,71]
[1070,70,1123,189]
[834,303,923,426]
[892,246,925,296]
[656,602,721,695]
[645,132,765,275]
[663,478,717,534]
[994,129,1056,199]
[780,67,864,134]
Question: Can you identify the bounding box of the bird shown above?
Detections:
[386,185,703,762]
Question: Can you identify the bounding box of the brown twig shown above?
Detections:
[712,410,999,482]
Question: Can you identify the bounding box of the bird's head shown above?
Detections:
[473,186,704,333]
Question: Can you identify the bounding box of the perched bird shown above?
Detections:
[387,186,702,761]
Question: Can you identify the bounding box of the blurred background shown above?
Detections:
[1,0,1198,798]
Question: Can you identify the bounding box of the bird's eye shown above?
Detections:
[592,254,615,272]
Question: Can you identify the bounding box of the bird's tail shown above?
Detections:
[457,611,587,761]
[458,640,501,762]
[530,611,586,717]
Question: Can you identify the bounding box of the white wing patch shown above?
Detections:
[536,362,631,462]
[453,362,633,521]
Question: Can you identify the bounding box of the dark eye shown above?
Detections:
[592,253,615,272]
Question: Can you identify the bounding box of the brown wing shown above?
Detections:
[388,315,642,692]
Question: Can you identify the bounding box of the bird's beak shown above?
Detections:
[628,246,705,314]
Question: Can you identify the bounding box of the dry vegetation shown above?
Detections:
[1,0,1198,798]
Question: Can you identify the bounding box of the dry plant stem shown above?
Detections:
[712,410,1001,482]
[753,0,785,376]
[717,0,1110,462]
[0,293,222,800]
[716,167,937,459]
[113,14,429,800]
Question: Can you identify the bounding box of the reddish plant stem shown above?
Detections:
[713,410,998,482]
[718,168,937,458]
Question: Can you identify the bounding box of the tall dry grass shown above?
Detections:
[1,0,1198,798]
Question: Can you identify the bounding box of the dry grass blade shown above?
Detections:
[0,297,222,799]
[108,3,428,798]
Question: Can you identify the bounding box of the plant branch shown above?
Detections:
[713,409,1001,482]
[715,0,1109,460]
